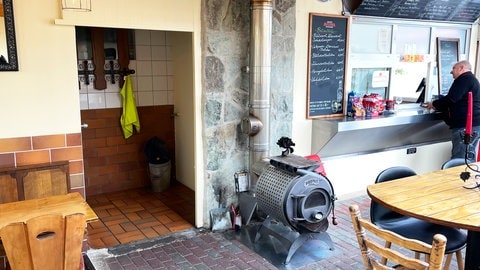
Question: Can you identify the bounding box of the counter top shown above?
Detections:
[311,103,450,157]
[331,103,441,131]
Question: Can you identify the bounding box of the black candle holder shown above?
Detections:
[463,130,477,145]
[460,131,480,189]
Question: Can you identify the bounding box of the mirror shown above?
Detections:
[0,0,18,71]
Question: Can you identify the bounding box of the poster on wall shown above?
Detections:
[307,14,349,119]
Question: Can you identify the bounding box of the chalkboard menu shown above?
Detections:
[354,0,480,23]
[307,14,349,118]
[437,38,459,96]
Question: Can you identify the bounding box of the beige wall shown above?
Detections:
[292,1,343,156]
[0,0,79,138]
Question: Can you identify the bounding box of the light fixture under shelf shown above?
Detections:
[62,0,91,11]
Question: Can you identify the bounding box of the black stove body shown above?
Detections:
[254,154,337,264]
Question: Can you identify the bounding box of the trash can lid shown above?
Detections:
[144,136,169,164]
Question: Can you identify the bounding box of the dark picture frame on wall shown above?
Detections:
[436,37,460,96]
[306,13,349,119]
[0,0,19,71]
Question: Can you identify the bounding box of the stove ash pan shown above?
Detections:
[256,165,335,233]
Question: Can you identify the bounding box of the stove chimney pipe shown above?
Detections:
[242,0,272,192]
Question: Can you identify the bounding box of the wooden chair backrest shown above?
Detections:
[349,204,447,270]
[22,167,69,200]
[0,213,86,270]
[0,161,70,203]
[0,173,18,203]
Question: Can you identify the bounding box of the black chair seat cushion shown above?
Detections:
[376,217,467,253]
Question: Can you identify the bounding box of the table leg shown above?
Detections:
[465,230,480,269]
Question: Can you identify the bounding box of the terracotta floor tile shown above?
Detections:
[99,235,121,247]
[117,230,146,244]
[108,224,126,235]
[86,181,195,249]
[125,212,142,221]
[157,215,174,224]
[141,227,161,238]
[153,224,170,235]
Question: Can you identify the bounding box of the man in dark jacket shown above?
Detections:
[430,60,480,160]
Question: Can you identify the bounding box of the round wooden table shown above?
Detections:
[367,163,480,269]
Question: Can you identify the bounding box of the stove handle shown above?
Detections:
[291,194,306,221]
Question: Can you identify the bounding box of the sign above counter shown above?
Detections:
[352,0,480,23]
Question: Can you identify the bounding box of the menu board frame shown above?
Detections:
[436,37,460,96]
[306,13,349,119]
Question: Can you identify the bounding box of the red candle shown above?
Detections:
[466,92,473,135]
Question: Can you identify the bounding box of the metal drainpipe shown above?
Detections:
[242,0,272,192]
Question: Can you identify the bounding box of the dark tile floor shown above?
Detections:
[85,191,464,270]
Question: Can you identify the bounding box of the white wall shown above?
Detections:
[323,142,451,199]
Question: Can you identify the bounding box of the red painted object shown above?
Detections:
[304,154,327,176]
[466,92,473,136]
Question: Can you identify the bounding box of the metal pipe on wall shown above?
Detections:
[246,0,272,191]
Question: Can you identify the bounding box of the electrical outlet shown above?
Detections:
[406,147,417,154]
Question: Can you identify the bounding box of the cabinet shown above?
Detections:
[0,161,70,203]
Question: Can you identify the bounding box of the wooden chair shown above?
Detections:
[0,213,86,270]
[0,164,71,270]
[371,166,466,270]
[350,204,447,270]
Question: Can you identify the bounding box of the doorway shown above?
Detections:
[75,27,196,246]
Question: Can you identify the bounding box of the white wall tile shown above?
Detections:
[136,76,153,91]
[105,79,120,92]
[153,91,168,105]
[135,30,151,45]
[165,32,172,46]
[167,76,174,90]
[166,46,173,61]
[152,61,167,76]
[136,61,153,76]
[151,31,166,45]
[88,92,106,109]
[79,77,88,94]
[167,91,175,105]
[136,45,152,61]
[80,94,89,110]
[78,30,177,111]
[166,61,174,75]
[106,92,122,108]
[153,76,168,91]
[151,45,167,61]
[137,91,154,106]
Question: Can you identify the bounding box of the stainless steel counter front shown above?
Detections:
[311,104,451,157]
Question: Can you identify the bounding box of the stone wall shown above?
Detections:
[202,0,295,226]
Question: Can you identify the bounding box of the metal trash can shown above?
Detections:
[144,137,170,192]
[148,161,171,192]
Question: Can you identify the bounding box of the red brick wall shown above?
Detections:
[81,105,175,196]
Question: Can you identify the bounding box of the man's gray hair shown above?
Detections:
[457,60,472,70]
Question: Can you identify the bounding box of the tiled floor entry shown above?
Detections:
[86,181,195,249]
